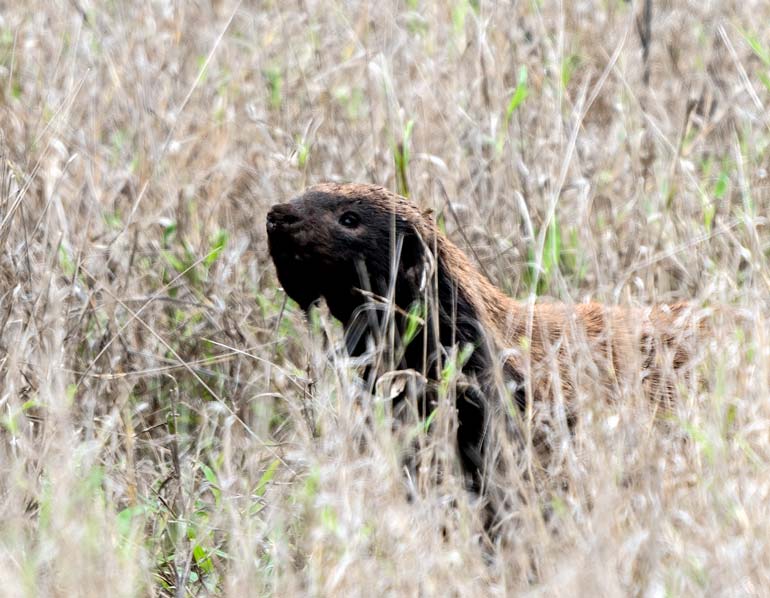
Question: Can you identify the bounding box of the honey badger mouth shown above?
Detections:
[268,241,313,265]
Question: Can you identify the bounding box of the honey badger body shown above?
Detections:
[266,183,697,492]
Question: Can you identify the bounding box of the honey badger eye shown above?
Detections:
[339,211,360,228]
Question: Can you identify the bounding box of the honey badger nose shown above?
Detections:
[266,203,302,233]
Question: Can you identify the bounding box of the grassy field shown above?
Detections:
[2,1,770,595]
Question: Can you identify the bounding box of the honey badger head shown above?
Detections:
[266,183,433,326]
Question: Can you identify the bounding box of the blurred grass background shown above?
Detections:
[1,1,770,595]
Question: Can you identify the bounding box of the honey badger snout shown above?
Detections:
[266,203,303,234]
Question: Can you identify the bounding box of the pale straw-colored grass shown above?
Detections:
[1,1,769,595]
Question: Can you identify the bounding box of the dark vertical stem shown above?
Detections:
[636,0,653,86]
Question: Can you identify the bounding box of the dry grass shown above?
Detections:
[1,1,770,595]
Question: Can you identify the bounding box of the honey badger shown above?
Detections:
[266,182,698,499]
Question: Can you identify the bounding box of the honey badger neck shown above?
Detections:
[334,227,499,382]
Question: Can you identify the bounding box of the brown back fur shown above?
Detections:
[268,182,700,406]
